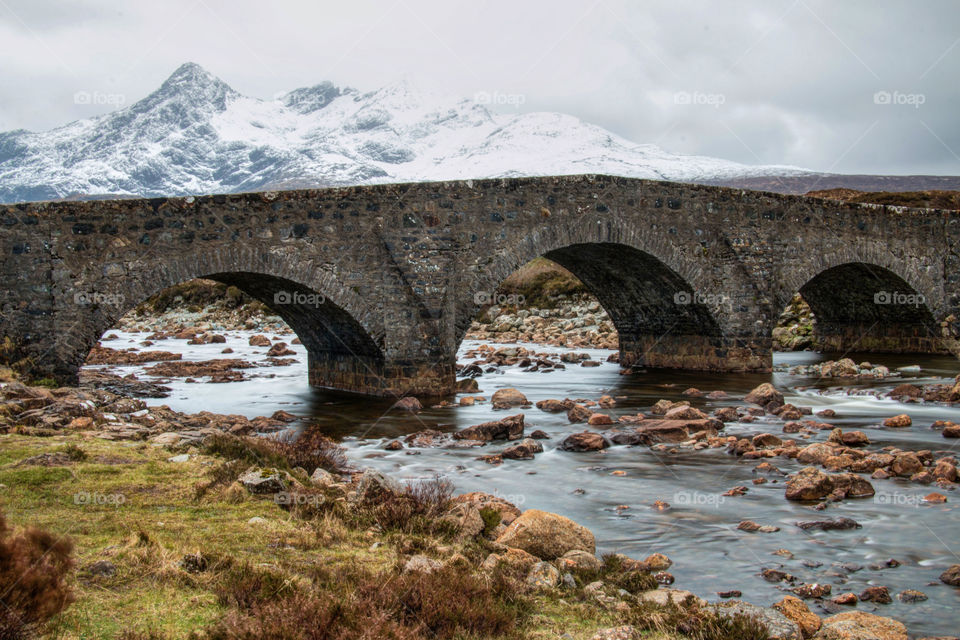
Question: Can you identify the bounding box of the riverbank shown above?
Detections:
[3,364,957,639]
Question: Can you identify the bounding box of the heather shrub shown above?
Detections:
[0,510,74,640]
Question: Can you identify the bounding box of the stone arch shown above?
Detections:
[59,247,387,392]
[787,261,947,354]
[455,221,766,371]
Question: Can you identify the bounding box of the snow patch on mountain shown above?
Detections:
[0,62,811,203]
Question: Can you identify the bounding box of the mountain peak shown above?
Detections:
[159,62,233,94]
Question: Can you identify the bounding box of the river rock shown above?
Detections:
[745,383,785,409]
[774,595,821,639]
[942,424,960,438]
[785,468,875,501]
[588,413,614,425]
[495,508,596,560]
[797,442,841,465]
[536,398,572,413]
[502,438,543,460]
[248,334,271,346]
[890,452,923,477]
[559,431,610,452]
[795,518,861,531]
[897,589,927,603]
[491,388,528,408]
[710,601,802,640]
[567,404,594,423]
[438,502,484,538]
[455,414,524,441]
[650,399,689,415]
[940,564,960,585]
[882,414,912,428]
[859,586,891,604]
[663,405,708,420]
[814,611,907,640]
[393,396,422,412]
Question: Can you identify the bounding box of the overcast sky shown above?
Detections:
[1,0,957,175]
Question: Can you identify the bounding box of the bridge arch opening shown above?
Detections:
[784,262,944,355]
[461,242,763,372]
[79,273,386,394]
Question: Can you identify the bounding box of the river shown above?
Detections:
[86,331,960,636]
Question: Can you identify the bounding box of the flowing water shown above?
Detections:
[87,331,960,636]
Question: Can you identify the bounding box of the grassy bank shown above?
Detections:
[0,428,763,640]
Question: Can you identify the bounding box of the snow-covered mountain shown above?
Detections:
[0,62,814,203]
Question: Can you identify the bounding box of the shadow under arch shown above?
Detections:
[796,262,947,354]
[77,271,387,395]
[460,242,768,372]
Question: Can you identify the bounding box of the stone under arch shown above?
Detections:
[457,240,767,372]
[793,262,947,354]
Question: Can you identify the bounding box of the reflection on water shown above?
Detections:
[86,333,960,636]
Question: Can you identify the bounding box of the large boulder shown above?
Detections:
[663,405,709,420]
[536,398,573,413]
[559,431,610,452]
[454,414,524,441]
[813,611,906,640]
[710,601,801,640]
[633,418,720,444]
[481,547,538,574]
[496,509,596,560]
[745,383,785,409]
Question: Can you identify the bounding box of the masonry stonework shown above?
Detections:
[2,175,958,397]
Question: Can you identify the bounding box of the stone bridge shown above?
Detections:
[2,175,959,397]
